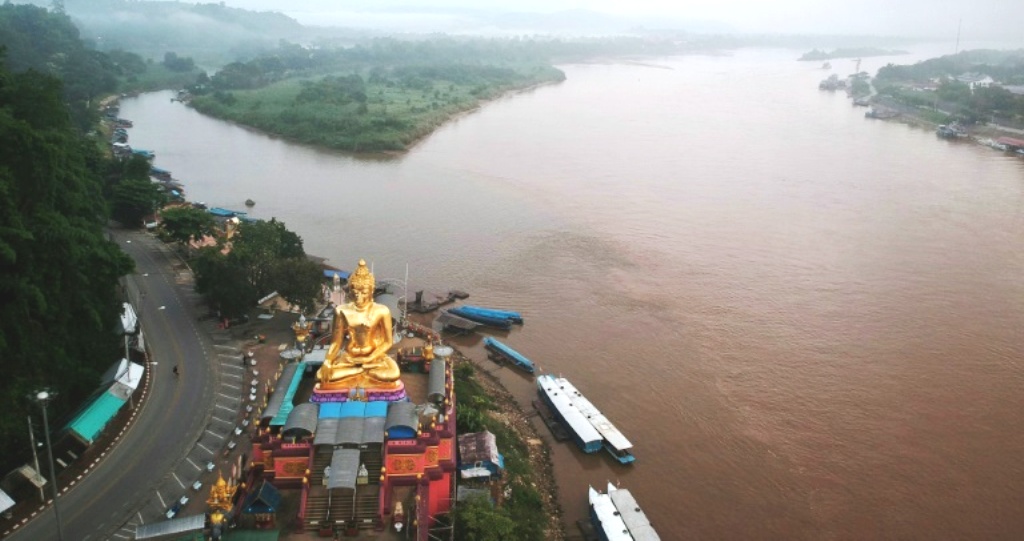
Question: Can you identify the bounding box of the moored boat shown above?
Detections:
[447,306,512,330]
[606,483,660,540]
[589,485,633,541]
[538,374,635,464]
[457,305,524,324]
[483,337,535,374]
[537,374,602,453]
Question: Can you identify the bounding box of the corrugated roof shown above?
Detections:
[314,418,339,446]
[385,401,418,439]
[336,417,365,446]
[362,416,386,444]
[66,390,127,444]
[428,358,447,405]
[262,364,298,422]
[271,364,304,426]
[327,449,361,491]
[458,431,500,466]
[282,403,318,438]
[134,514,205,539]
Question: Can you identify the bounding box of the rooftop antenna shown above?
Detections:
[954,18,962,54]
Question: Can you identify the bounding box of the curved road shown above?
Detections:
[8,229,223,541]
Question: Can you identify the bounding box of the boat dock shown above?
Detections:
[406,289,467,313]
[435,311,480,335]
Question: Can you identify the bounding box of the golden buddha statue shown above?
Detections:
[317,259,401,390]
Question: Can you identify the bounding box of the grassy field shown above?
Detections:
[191,65,565,152]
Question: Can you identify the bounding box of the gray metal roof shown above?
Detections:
[336,417,365,446]
[610,487,661,541]
[261,363,299,422]
[314,418,339,446]
[428,358,447,405]
[327,449,361,491]
[282,402,319,438]
[362,416,386,444]
[384,401,418,432]
[134,514,206,539]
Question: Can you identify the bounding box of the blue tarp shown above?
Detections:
[323,269,350,280]
[365,401,388,418]
[66,390,127,444]
[319,402,343,419]
[339,401,366,418]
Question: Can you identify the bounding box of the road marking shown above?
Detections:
[204,429,225,440]
[215,403,235,412]
[111,532,129,539]
[197,442,214,455]
[214,345,237,351]
[211,416,233,425]
[217,392,235,400]
[137,512,144,523]
[156,490,166,508]
[172,472,185,489]
[222,382,241,390]
[221,371,243,379]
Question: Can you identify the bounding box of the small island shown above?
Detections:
[799,47,907,61]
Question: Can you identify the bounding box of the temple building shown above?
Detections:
[240,259,457,539]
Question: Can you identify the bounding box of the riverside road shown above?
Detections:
[8,229,223,541]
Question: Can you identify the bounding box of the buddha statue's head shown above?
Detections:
[349,259,375,309]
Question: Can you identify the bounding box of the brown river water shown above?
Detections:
[120,45,1024,540]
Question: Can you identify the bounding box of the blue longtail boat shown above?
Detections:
[483,337,535,374]
[455,305,523,324]
[447,307,512,330]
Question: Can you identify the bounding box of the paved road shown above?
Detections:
[8,229,226,541]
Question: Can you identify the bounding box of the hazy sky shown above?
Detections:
[219,0,1024,40]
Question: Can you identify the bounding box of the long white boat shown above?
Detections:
[606,482,660,540]
[589,485,633,541]
[536,375,635,464]
[537,375,602,453]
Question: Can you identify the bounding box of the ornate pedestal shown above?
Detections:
[311,381,407,403]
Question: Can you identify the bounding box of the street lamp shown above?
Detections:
[34,390,65,541]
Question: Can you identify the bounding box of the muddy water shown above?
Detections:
[121,45,1024,539]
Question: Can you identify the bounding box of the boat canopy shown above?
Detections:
[537,375,601,449]
[589,486,633,541]
[261,364,299,424]
[559,378,633,452]
[608,484,661,541]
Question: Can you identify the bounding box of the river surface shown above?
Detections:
[120,44,1024,540]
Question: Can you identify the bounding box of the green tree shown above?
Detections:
[160,206,215,245]
[111,177,166,227]
[193,218,320,317]
[452,495,517,541]
[0,51,132,472]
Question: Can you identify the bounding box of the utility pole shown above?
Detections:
[955,18,962,54]
[34,390,65,541]
[26,416,44,501]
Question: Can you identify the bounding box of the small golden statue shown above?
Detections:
[317,259,401,390]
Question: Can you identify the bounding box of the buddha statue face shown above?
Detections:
[348,259,375,310]
[351,282,373,309]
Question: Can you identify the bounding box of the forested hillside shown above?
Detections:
[0,49,133,472]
